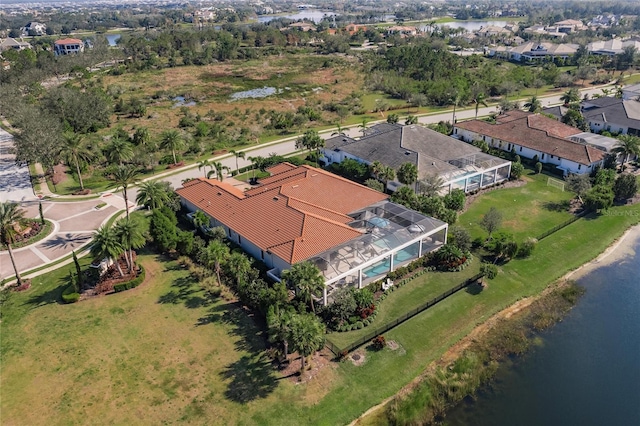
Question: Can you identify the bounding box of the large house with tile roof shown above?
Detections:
[177,164,448,304]
[453,111,606,175]
[323,123,511,194]
[54,38,85,56]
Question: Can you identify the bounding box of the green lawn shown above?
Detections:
[459,172,574,241]
[326,257,481,350]
[2,187,639,425]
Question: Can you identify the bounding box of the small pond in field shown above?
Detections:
[230,86,281,100]
[173,96,196,107]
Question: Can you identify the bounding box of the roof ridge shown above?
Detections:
[286,196,352,221]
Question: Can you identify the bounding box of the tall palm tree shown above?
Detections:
[282,261,324,313]
[225,251,252,286]
[451,92,462,124]
[379,166,396,193]
[560,88,580,105]
[59,132,93,190]
[288,313,326,375]
[359,118,370,137]
[206,161,230,181]
[524,95,542,113]
[473,93,488,119]
[106,136,134,166]
[205,239,229,286]
[132,127,151,146]
[370,160,384,180]
[90,224,125,277]
[114,217,145,274]
[111,165,140,219]
[331,123,346,136]
[613,135,640,165]
[197,159,212,177]
[136,180,170,210]
[229,150,245,176]
[397,162,418,191]
[0,202,26,286]
[404,115,418,125]
[160,129,184,165]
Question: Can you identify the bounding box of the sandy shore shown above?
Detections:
[564,223,640,281]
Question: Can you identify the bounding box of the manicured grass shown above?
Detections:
[459,172,574,241]
[2,187,639,425]
[326,257,481,350]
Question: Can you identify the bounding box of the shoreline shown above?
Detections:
[354,223,640,425]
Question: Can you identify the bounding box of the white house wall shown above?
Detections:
[455,128,598,175]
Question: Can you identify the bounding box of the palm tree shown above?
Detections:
[404,115,418,125]
[205,239,229,286]
[288,313,325,375]
[206,161,230,181]
[613,135,640,165]
[111,165,140,219]
[451,92,462,124]
[267,306,294,362]
[132,127,151,146]
[59,132,93,190]
[473,93,488,119]
[106,136,134,166]
[136,180,170,210]
[0,202,26,286]
[90,224,125,277]
[358,118,370,136]
[524,95,542,113]
[331,123,346,136]
[197,159,212,177]
[282,261,324,313]
[560,88,580,105]
[229,150,246,176]
[369,160,384,180]
[397,162,418,191]
[160,129,184,165]
[192,210,209,231]
[417,173,445,197]
[225,251,253,286]
[378,165,396,193]
[114,217,145,273]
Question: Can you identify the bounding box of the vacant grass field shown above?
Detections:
[2,195,639,425]
[459,171,575,241]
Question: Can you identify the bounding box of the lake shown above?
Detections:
[420,20,509,33]
[105,34,121,46]
[445,238,640,426]
[258,10,337,24]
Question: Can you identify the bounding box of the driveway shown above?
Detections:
[0,195,126,282]
[0,127,36,203]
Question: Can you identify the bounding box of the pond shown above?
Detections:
[230,86,281,100]
[258,10,337,24]
[420,20,509,33]
[173,96,196,108]
[105,34,121,46]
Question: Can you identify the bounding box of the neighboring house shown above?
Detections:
[54,38,84,56]
[542,105,569,121]
[477,25,512,37]
[581,96,640,136]
[386,26,418,37]
[287,22,316,32]
[344,23,366,35]
[489,42,578,63]
[621,83,640,101]
[0,37,32,52]
[554,19,586,33]
[587,39,640,57]
[323,123,511,194]
[453,110,606,175]
[177,163,448,304]
[21,22,46,36]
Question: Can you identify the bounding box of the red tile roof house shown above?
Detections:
[453,111,606,175]
[54,38,85,56]
[177,164,448,304]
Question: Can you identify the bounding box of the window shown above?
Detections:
[519,146,523,152]
[238,235,242,244]
[550,155,554,159]
[454,129,458,135]
[541,153,545,160]
[578,164,582,170]
[261,250,264,260]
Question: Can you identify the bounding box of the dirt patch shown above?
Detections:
[51,164,68,185]
[386,340,400,350]
[350,350,366,366]
[279,348,334,385]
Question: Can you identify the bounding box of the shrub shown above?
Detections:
[518,237,538,258]
[61,284,80,304]
[510,162,525,180]
[535,162,543,174]
[356,321,364,329]
[371,335,386,350]
[113,265,146,292]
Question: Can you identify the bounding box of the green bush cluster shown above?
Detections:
[113,265,146,293]
[61,284,80,304]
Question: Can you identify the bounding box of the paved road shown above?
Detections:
[0,128,37,203]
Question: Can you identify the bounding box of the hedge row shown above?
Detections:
[61,284,80,304]
[113,265,146,293]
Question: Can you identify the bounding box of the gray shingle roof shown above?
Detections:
[582,97,640,130]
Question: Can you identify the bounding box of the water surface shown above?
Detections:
[445,239,640,426]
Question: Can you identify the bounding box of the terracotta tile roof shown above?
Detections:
[177,165,388,264]
[455,111,605,165]
[55,38,83,45]
[265,162,297,175]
